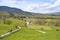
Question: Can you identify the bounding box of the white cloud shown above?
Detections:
[0,0,60,13]
[15,0,60,13]
[0,0,16,7]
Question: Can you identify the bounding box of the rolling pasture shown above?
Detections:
[0,18,60,40]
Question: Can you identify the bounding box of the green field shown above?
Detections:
[0,18,60,40]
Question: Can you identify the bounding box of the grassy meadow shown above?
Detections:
[0,18,60,40]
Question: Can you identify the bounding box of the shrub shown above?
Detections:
[5,20,12,25]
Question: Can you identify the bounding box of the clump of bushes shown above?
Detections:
[4,20,12,25]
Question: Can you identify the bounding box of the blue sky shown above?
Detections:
[0,0,60,14]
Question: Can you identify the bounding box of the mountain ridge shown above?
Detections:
[0,6,60,16]
[0,6,23,13]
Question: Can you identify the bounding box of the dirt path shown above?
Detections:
[0,26,21,38]
[36,30,46,34]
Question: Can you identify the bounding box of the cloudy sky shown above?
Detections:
[0,0,60,13]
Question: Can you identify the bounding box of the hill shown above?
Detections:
[0,6,23,13]
[0,6,60,18]
[0,18,60,40]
